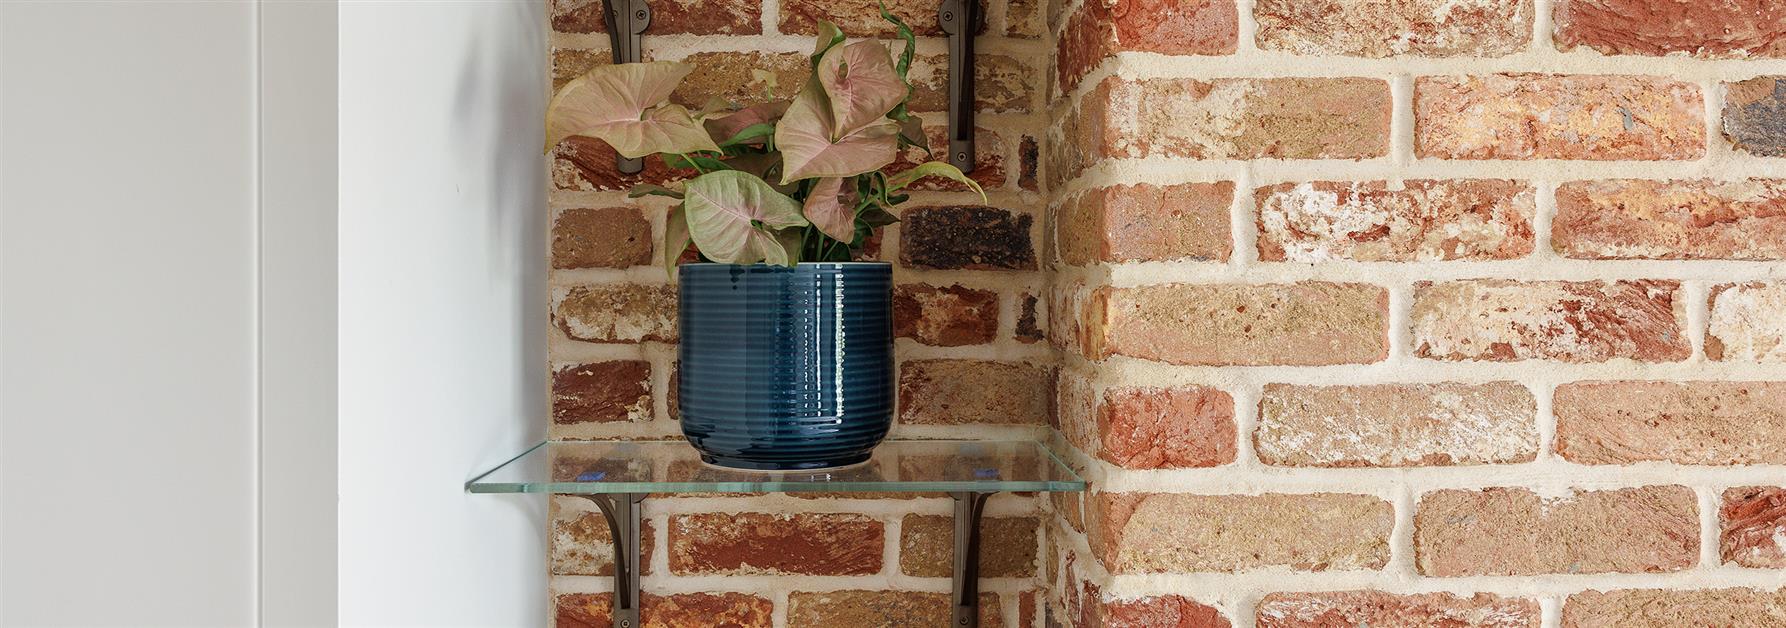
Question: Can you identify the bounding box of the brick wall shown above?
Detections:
[1047,0,1786,627]
[544,0,1053,624]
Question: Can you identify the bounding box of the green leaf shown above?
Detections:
[857,204,899,228]
[810,21,845,68]
[629,183,684,199]
[718,122,777,147]
[663,204,691,277]
[663,153,732,173]
[682,170,809,265]
[885,160,986,200]
[879,3,916,81]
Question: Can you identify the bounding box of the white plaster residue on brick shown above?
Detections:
[1709,282,1786,362]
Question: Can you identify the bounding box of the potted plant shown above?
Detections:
[545,10,982,470]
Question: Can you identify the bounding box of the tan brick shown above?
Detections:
[1058,183,1233,265]
[786,590,1000,628]
[668,512,881,575]
[553,48,607,90]
[892,283,999,346]
[1725,77,1786,156]
[1007,0,1043,37]
[1098,77,1391,160]
[1415,486,1698,576]
[1708,282,1786,362]
[898,359,1053,425]
[1555,179,1786,260]
[1723,487,1786,569]
[1256,382,1538,467]
[886,125,1008,192]
[550,495,656,575]
[1089,283,1389,366]
[1056,0,1238,90]
[1098,386,1236,469]
[552,207,652,270]
[1256,180,1535,262]
[1410,280,1688,362]
[778,0,985,36]
[667,51,803,107]
[1553,0,1786,58]
[1094,492,1393,573]
[552,284,678,343]
[898,515,1037,578]
[1415,74,1704,160]
[1256,0,1531,58]
[1055,369,1099,453]
[552,361,652,424]
[1257,591,1540,628]
[556,592,773,628]
[1555,381,1786,465]
[1562,588,1786,628]
[1103,595,1230,628]
[551,0,760,35]
[909,53,1035,114]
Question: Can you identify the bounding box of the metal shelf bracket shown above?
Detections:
[585,493,647,628]
[937,0,978,173]
[604,0,652,174]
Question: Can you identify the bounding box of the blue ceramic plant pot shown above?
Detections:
[677,262,894,470]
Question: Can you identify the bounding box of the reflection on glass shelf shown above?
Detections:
[467,440,1086,494]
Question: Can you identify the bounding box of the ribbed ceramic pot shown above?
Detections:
[677,262,894,470]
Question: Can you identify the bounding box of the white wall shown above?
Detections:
[337,2,550,626]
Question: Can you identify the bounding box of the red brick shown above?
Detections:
[1555,179,1786,260]
[1257,591,1540,628]
[555,592,773,628]
[1256,180,1535,262]
[668,512,882,575]
[1562,588,1786,628]
[1097,386,1236,469]
[1103,595,1230,628]
[552,207,652,270]
[786,590,1000,627]
[1095,77,1391,160]
[552,137,693,192]
[1256,382,1538,467]
[1553,0,1786,58]
[1554,381,1786,465]
[778,0,986,36]
[1255,0,1531,57]
[1088,283,1389,366]
[552,361,652,424]
[898,359,1053,425]
[899,515,1037,578]
[1724,77,1786,156]
[552,284,678,343]
[899,206,1036,270]
[893,283,999,346]
[1723,487,1786,568]
[1708,282,1786,362]
[1415,486,1698,576]
[550,495,657,575]
[1093,492,1393,573]
[1415,74,1704,160]
[551,0,761,35]
[1056,0,1238,90]
[1058,183,1233,265]
[1410,280,1688,363]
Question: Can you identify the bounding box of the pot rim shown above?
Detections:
[679,261,893,266]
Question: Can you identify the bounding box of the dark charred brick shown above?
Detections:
[1016,293,1044,343]
[1724,77,1786,157]
[1019,135,1040,191]
[899,206,1037,270]
[552,361,652,424]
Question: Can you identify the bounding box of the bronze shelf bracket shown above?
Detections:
[937,0,978,173]
[604,0,652,174]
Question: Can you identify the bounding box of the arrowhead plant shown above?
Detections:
[544,8,983,270]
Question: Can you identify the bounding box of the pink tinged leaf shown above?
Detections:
[544,62,720,157]
[682,171,809,265]
[803,177,858,242]
[817,41,906,134]
[703,100,791,145]
[774,85,899,183]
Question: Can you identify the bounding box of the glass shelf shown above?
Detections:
[466,439,1086,495]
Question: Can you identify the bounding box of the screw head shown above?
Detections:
[941,9,954,21]
[954,151,969,163]
[635,9,648,19]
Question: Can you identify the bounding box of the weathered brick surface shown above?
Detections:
[1255,0,1531,58]
[1256,382,1538,467]
[1102,595,1231,628]
[553,48,607,90]
[786,590,1000,628]
[1056,0,1238,90]
[778,0,986,36]
[1554,179,1786,260]
[669,513,881,576]
[1094,492,1393,573]
[1554,381,1786,465]
[551,0,761,34]
[899,515,1038,577]
[899,206,1036,270]
[1561,588,1786,628]
[1096,77,1391,160]
[552,361,653,424]
[1723,487,1786,568]
[1708,282,1786,362]
[551,496,657,575]
[1256,180,1535,262]
[892,283,999,346]
[1015,293,1044,343]
[553,137,692,192]
[1058,183,1233,265]
[1410,280,1688,362]
[1415,486,1698,576]
[887,126,1008,192]
[1415,75,1704,160]
[552,207,653,269]
[1257,591,1540,628]
[1097,386,1236,469]
[669,51,803,107]
[898,359,1053,425]
[1089,283,1389,366]
[1553,0,1786,58]
[1725,77,1786,156]
[556,592,772,628]
[553,284,678,343]
[909,53,1036,114]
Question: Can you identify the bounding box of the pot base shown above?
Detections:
[699,452,872,471]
